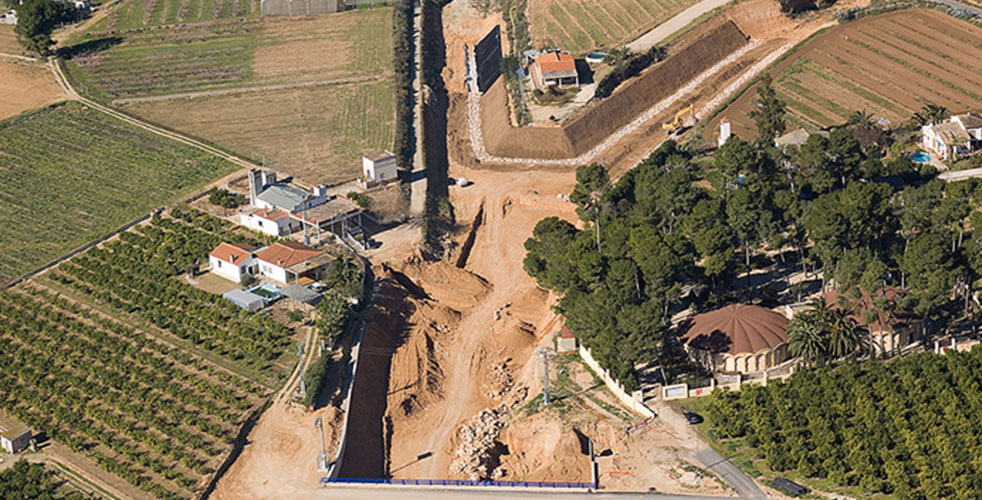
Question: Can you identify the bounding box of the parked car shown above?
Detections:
[683,411,703,424]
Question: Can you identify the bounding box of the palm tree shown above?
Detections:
[848,109,877,129]
[828,308,861,360]
[788,309,828,367]
[922,103,950,125]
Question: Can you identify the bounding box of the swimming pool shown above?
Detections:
[910,152,931,163]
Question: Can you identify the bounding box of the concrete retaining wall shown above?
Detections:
[578,345,655,419]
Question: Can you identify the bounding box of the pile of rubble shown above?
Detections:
[451,359,529,480]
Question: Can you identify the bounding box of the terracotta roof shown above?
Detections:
[535,52,576,74]
[256,241,323,269]
[930,121,971,143]
[954,112,982,130]
[825,287,917,333]
[681,304,788,355]
[248,208,291,222]
[560,325,574,339]
[364,150,395,162]
[209,242,256,264]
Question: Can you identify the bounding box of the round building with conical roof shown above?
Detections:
[680,304,789,374]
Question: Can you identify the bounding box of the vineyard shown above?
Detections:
[44,206,292,374]
[89,0,260,31]
[705,9,982,139]
[0,102,237,284]
[698,348,982,499]
[65,10,393,100]
[529,0,703,54]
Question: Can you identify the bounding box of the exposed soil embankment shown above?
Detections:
[481,21,748,160]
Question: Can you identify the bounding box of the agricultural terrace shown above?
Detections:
[688,348,982,499]
[705,9,982,139]
[0,286,269,500]
[0,59,68,120]
[64,10,395,184]
[529,0,704,54]
[42,206,294,375]
[0,102,238,284]
[89,0,260,31]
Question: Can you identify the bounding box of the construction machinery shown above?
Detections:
[663,105,695,134]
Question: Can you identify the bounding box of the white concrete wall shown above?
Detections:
[259,262,289,284]
[578,345,655,419]
[210,256,245,282]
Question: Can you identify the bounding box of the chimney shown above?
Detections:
[261,169,277,187]
[718,118,731,148]
[248,169,261,207]
[314,185,327,198]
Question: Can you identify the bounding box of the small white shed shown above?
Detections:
[362,151,398,185]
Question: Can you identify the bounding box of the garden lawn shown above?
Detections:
[0,102,238,283]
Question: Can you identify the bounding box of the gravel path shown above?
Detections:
[626,0,733,52]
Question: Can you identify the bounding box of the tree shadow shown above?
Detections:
[57,37,123,59]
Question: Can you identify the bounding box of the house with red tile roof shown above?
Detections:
[255,241,330,284]
[530,51,579,91]
[209,243,258,283]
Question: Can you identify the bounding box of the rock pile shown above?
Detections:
[450,359,529,480]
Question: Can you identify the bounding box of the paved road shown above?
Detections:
[928,0,982,16]
[318,486,755,499]
[409,3,427,216]
[696,449,765,499]
[626,0,732,52]
[939,167,982,182]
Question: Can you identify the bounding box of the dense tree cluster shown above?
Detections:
[0,460,85,500]
[13,0,75,55]
[524,85,982,389]
[206,188,245,209]
[708,348,982,499]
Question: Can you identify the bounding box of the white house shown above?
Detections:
[1,424,31,454]
[255,241,327,284]
[922,112,982,161]
[529,51,578,91]
[0,9,16,24]
[240,207,300,237]
[247,168,328,213]
[209,242,258,283]
[362,151,398,186]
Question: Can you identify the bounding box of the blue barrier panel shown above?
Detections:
[323,477,595,489]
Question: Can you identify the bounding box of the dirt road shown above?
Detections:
[626,0,733,51]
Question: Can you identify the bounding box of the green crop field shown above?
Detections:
[529,0,703,54]
[62,8,396,184]
[0,102,238,284]
[89,0,261,31]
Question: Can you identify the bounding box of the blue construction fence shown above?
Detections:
[323,477,595,489]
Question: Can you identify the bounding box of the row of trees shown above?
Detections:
[392,0,415,170]
[524,76,982,388]
[707,348,982,499]
[0,460,87,500]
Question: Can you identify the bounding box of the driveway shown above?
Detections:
[626,0,732,52]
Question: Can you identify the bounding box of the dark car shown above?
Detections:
[683,411,703,424]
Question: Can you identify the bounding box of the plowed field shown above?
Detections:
[530,0,704,53]
[704,9,982,139]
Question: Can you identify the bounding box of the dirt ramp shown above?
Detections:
[393,257,492,312]
[563,20,748,155]
[481,81,575,159]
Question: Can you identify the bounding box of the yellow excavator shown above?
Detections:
[663,105,695,134]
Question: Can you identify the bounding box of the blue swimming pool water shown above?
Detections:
[910,152,931,163]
